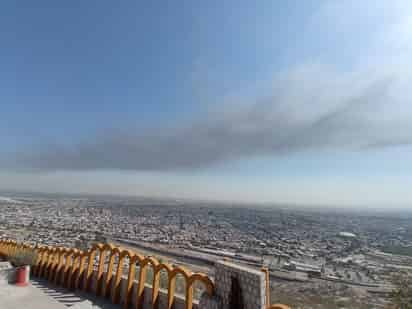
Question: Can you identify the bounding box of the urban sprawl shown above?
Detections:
[1,194,411,308]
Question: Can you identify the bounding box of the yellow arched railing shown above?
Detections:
[0,238,214,309]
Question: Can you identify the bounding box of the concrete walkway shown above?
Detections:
[30,277,120,309]
[0,278,120,309]
[0,281,66,309]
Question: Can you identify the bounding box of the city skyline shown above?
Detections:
[1,1,412,208]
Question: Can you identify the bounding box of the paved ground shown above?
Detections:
[0,278,120,309]
[0,281,66,309]
[31,278,120,308]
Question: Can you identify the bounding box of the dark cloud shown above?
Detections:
[6,71,412,171]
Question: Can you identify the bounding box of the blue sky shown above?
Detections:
[1,1,412,208]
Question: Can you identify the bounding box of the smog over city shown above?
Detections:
[1,1,412,308]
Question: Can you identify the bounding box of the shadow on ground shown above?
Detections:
[31,277,120,309]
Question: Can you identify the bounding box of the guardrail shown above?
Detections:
[0,239,213,309]
[0,238,290,309]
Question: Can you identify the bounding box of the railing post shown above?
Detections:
[123,257,136,309]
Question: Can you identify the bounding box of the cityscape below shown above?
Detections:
[1,192,411,308]
[2,1,412,308]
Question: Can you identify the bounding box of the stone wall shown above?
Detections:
[88,261,269,309]
[88,262,268,309]
[212,260,267,309]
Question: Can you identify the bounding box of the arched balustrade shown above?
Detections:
[0,238,215,309]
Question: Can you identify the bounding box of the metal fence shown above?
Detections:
[0,239,214,309]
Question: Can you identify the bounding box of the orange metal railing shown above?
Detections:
[0,239,214,309]
[0,238,289,309]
